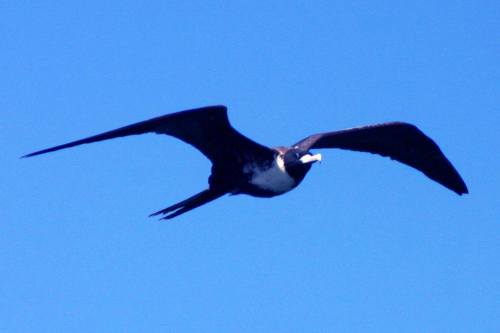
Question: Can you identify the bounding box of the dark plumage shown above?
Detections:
[23,105,468,219]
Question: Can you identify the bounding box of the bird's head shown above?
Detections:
[282,148,322,180]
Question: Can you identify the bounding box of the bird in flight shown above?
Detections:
[23,105,468,219]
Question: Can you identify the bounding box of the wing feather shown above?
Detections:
[22,105,274,163]
[294,122,468,195]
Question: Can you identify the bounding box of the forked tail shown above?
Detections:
[150,189,226,220]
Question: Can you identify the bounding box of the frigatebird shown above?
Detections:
[23,105,468,219]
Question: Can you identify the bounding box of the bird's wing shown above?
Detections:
[293,122,468,195]
[22,105,274,163]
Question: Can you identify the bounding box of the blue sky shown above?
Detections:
[2,1,499,332]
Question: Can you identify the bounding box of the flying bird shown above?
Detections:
[23,105,468,219]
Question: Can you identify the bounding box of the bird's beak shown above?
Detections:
[299,153,322,164]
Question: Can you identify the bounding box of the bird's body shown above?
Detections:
[23,105,468,219]
[233,149,320,197]
[245,155,296,196]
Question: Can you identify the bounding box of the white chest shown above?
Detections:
[247,155,296,194]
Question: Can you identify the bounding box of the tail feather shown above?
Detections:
[150,189,226,220]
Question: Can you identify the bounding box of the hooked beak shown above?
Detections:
[299,153,322,164]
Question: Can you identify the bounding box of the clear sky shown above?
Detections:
[2,1,499,332]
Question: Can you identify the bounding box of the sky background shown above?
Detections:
[2,1,499,332]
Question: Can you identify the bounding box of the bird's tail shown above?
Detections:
[150,189,226,220]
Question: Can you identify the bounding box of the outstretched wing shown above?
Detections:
[22,105,274,163]
[294,122,468,195]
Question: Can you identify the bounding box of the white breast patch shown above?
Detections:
[248,155,296,194]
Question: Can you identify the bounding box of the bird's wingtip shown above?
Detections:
[20,150,47,158]
[455,184,469,196]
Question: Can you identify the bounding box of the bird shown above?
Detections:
[22,105,468,219]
